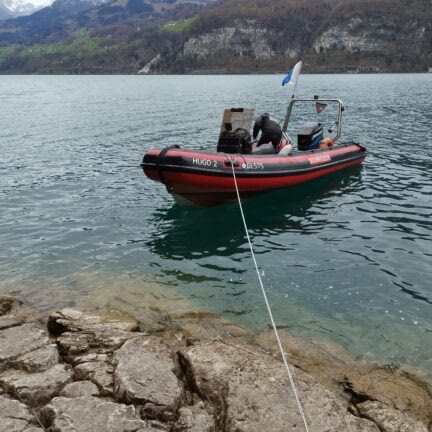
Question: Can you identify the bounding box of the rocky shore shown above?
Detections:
[0,294,431,432]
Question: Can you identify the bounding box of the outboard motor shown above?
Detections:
[297,122,323,151]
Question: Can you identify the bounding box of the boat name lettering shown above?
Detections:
[241,162,265,170]
[309,154,331,166]
[192,158,218,168]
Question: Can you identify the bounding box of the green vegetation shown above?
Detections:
[0,33,130,73]
[0,46,16,62]
[161,17,196,33]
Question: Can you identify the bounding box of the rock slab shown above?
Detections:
[0,364,72,406]
[113,335,183,422]
[0,395,43,432]
[40,396,155,432]
[179,341,380,432]
[358,400,429,432]
[0,323,48,370]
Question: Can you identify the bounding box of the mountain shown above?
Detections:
[0,0,53,18]
[167,0,432,73]
[0,3,13,20]
[0,0,430,73]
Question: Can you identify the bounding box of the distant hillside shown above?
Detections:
[0,0,430,73]
[164,0,432,73]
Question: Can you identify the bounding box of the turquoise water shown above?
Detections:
[0,74,431,373]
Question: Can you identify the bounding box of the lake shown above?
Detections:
[0,74,431,374]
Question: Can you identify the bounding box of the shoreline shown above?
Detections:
[0,71,431,76]
[1,293,431,431]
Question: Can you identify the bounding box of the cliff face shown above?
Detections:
[183,20,300,61]
[313,14,430,54]
[154,0,432,73]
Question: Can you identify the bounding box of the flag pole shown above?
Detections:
[282,88,295,133]
[282,60,302,133]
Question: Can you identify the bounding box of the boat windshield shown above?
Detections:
[220,108,255,134]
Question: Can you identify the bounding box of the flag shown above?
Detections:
[282,60,303,87]
[316,102,327,114]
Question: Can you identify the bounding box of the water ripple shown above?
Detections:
[0,74,431,373]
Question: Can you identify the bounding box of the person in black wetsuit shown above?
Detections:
[252,113,282,153]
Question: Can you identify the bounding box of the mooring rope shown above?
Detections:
[228,158,311,432]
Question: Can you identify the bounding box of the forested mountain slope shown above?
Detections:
[0,0,430,73]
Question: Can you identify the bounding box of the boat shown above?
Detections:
[141,97,367,207]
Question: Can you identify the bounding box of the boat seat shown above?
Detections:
[278,143,293,155]
[251,143,275,155]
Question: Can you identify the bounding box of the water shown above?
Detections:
[1,74,431,373]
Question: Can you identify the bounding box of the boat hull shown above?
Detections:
[141,143,366,206]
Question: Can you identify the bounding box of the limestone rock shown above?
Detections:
[112,335,182,422]
[0,364,72,406]
[357,400,429,432]
[60,380,99,397]
[173,402,215,432]
[20,428,44,432]
[48,308,140,335]
[56,329,135,360]
[73,353,113,396]
[0,294,19,316]
[40,396,152,432]
[0,314,22,330]
[179,341,380,432]
[0,395,43,432]
[257,328,432,425]
[0,323,48,371]
[48,309,140,362]
[12,344,59,372]
[341,368,432,425]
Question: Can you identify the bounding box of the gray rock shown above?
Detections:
[0,364,72,406]
[72,352,110,366]
[179,341,380,432]
[11,344,59,372]
[0,314,22,330]
[112,335,182,422]
[0,294,19,316]
[357,400,429,432]
[48,309,140,363]
[0,395,43,432]
[339,367,432,426]
[173,402,215,432]
[0,323,48,371]
[57,329,135,359]
[48,308,140,335]
[73,353,113,396]
[40,396,151,432]
[60,380,99,397]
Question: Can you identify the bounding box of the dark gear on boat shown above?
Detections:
[253,114,283,152]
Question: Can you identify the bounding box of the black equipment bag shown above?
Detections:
[217,128,251,154]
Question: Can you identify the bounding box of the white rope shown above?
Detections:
[228,158,311,432]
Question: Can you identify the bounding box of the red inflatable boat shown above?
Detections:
[141,98,367,207]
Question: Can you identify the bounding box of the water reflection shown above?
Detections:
[147,166,364,260]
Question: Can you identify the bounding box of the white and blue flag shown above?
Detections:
[282,60,303,87]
